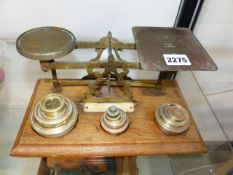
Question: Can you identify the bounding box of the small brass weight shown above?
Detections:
[100,106,129,135]
[31,93,78,138]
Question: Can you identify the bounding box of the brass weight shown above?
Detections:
[31,93,78,138]
[155,103,190,134]
[100,106,129,135]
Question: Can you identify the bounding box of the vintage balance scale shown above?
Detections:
[11,26,217,174]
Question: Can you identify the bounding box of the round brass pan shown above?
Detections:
[16,26,76,60]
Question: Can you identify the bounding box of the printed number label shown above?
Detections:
[163,54,191,66]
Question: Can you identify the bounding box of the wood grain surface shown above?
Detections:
[11,79,207,157]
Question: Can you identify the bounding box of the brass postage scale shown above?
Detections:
[11,26,217,173]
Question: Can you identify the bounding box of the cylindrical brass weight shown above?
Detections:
[31,93,78,138]
[100,106,129,135]
[155,103,190,134]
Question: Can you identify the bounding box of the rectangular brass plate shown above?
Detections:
[83,102,135,112]
[132,26,218,71]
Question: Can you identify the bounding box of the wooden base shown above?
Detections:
[11,79,207,157]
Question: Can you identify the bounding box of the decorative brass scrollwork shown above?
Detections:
[84,32,133,103]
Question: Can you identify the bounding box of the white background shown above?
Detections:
[0,0,180,41]
[194,0,233,140]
